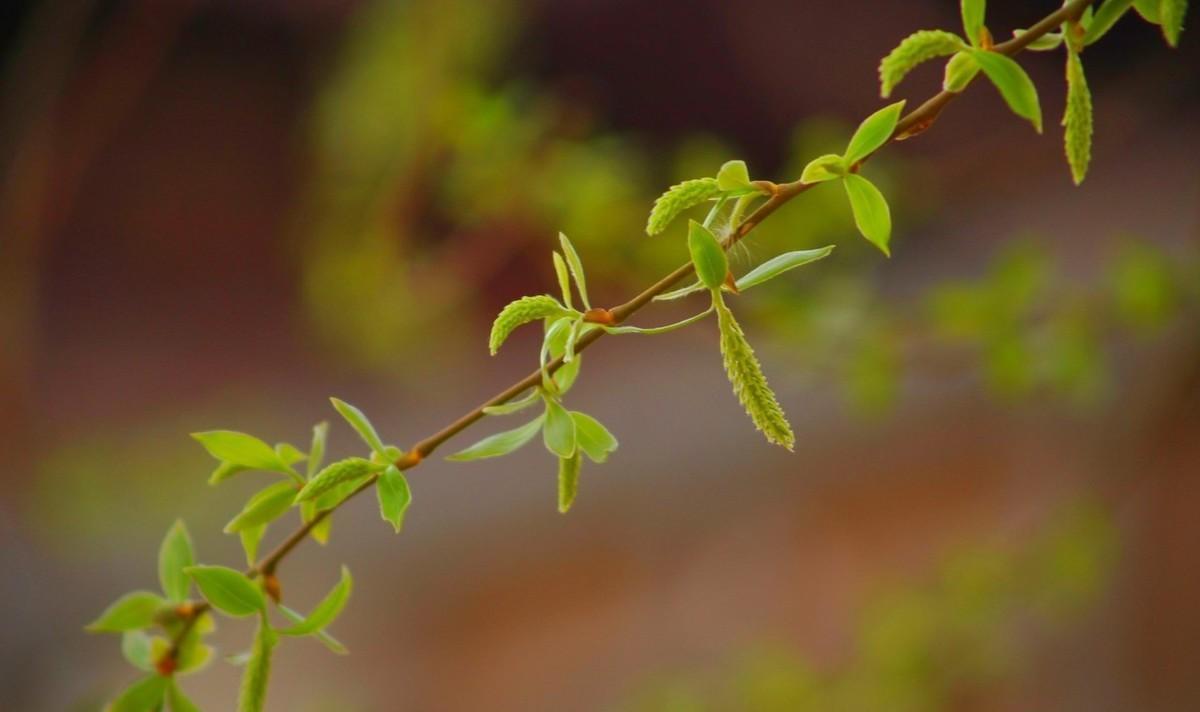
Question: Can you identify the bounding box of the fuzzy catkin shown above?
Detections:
[295,458,377,503]
[557,454,581,513]
[715,297,795,450]
[1063,50,1092,185]
[879,30,963,98]
[489,295,566,355]
[645,178,721,235]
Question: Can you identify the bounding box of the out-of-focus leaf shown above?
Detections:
[184,566,264,618]
[167,680,202,712]
[279,566,353,637]
[87,591,167,633]
[191,431,288,473]
[121,630,154,671]
[238,613,277,712]
[224,482,297,534]
[109,675,168,712]
[158,520,194,603]
[278,606,347,655]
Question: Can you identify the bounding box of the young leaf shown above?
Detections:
[274,442,306,466]
[879,30,965,98]
[208,460,249,486]
[294,457,381,503]
[943,50,981,92]
[1133,0,1161,22]
[558,233,591,310]
[167,680,203,712]
[842,174,893,256]
[542,397,577,458]
[279,566,353,636]
[191,431,287,473]
[482,390,541,415]
[652,280,708,302]
[278,606,347,654]
[121,630,153,671]
[844,101,906,164]
[646,177,722,235]
[1160,0,1187,46]
[489,295,570,355]
[735,247,836,291]
[185,565,265,618]
[109,675,168,712]
[961,0,987,46]
[601,307,713,335]
[800,154,847,184]
[558,454,582,514]
[238,613,277,712]
[571,411,618,463]
[687,220,728,291]
[971,50,1043,133]
[224,481,297,534]
[445,415,545,461]
[307,422,328,479]
[158,519,194,603]
[1063,50,1093,185]
[376,466,412,533]
[87,591,167,633]
[330,398,389,459]
[552,251,573,309]
[714,295,795,450]
[1084,0,1135,44]
[176,637,215,676]
[716,159,752,192]
[240,524,267,567]
[1013,29,1065,51]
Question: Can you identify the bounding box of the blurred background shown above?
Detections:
[2,0,1198,709]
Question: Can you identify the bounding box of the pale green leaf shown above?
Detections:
[87,591,167,633]
[646,177,722,235]
[278,606,347,654]
[1063,50,1093,185]
[879,30,964,98]
[800,154,847,184]
[176,639,214,676]
[844,101,906,164]
[558,454,582,514]
[571,412,618,463]
[167,680,203,712]
[1161,0,1187,46]
[972,50,1043,133]
[329,398,389,458]
[714,294,794,449]
[687,220,728,290]
[843,174,892,256]
[238,613,276,712]
[446,416,545,461]
[1084,0,1135,44]
[559,233,590,309]
[240,524,266,568]
[376,466,412,533]
[109,675,167,712]
[224,481,297,534]
[158,519,194,602]
[962,0,987,45]
[1133,0,1161,22]
[279,566,353,636]
[191,431,287,473]
[652,280,707,302]
[1013,29,1064,50]
[306,422,328,479]
[185,566,264,618]
[942,50,981,92]
[601,306,713,335]
[482,390,541,415]
[542,398,577,458]
[273,442,306,466]
[121,631,154,671]
[294,457,381,503]
[736,247,836,291]
[552,251,573,309]
[489,295,570,355]
[716,159,752,192]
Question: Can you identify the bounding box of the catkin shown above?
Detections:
[295,458,377,503]
[879,30,964,98]
[715,298,795,450]
[489,295,566,355]
[645,178,721,235]
[557,454,582,514]
[1063,51,1092,186]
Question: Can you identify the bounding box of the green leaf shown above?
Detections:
[109,675,168,712]
[274,442,306,467]
[240,524,266,568]
[557,454,582,514]
[601,307,714,335]
[1063,50,1093,185]
[571,412,618,463]
[799,154,847,184]
[1160,0,1187,46]
[716,159,752,192]
[735,247,836,291]
[185,565,264,618]
[307,422,328,479]
[541,316,584,395]
[879,30,965,98]
[224,481,297,534]
[87,591,167,633]
[1013,29,1065,51]
[687,220,728,291]
[1084,0,1135,44]
[652,280,707,302]
[971,50,1043,133]
[844,101,906,164]
[542,398,577,458]
[158,519,194,602]
[942,50,981,92]
[558,233,591,310]
[176,638,215,676]
[329,398,389,459]
[482,390,541,415]
[278,606,347,654]
[238,613,277,712]
[446,416,545,461]
[376,466,412,533]
[191,431,287,473]
[167,680,203,712]
[1133,0,1161,22]
[842,174,893,256]
[295,457,381,503]
[961,0,987,46]
[714,294,794,449]
[645,177,722,235]
[552,251,573,309]
[279,566,353,636]
[489,295,570,355]
[121,630,154,671]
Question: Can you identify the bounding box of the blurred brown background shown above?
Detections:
[2,0,1198,710]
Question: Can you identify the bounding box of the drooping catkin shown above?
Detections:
[715,296,795,450]
[1063,50,1092,185]
[557,454,581,513]
[645,177,721,235]
[489,295,567,355]
[878,30,964,98]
